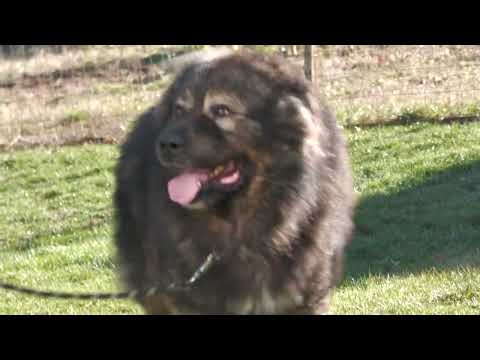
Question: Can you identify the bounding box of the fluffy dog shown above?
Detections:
[114,49,355,314]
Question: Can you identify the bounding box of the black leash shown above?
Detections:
[0,252,220,301]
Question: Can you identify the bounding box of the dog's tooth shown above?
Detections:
[207,165,225,179]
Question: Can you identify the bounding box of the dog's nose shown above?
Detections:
[158,132,185,154]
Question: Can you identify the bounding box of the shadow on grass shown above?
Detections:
[345,111,480,129]
[8,214,111,253]
[345,159,480,280]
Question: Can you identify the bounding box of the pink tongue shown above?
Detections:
[168,171,208,206]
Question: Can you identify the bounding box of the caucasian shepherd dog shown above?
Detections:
[114,49,355,314]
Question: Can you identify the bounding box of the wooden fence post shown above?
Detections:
[304,45,314,82]
[304,45,324,84]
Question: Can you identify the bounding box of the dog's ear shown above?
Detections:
[115,107,158,225]
[276,95,314,125]
[114,97,175,289]
[120,85,174,160]
[115,84,175,203]
[272,93,329,160]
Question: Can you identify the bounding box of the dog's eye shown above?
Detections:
[211,105,232,118]
[174,104,186,117]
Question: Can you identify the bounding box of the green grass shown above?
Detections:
[0,146,143,314]
[1,121,480,314]
[60,110,91,125]
[332,120,480,314]
[336,101,480,126]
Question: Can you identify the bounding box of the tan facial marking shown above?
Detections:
[203,91,246,115]
[175,89,195,110]
[183,200,207,211]
[203,91,246,114]
[203,91,247,132]
[215,117,237,132]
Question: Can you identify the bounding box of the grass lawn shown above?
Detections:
[0,120,479,314]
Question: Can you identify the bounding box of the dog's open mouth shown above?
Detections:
[167,160,242,207]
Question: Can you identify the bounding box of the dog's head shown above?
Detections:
[153,51,322,211]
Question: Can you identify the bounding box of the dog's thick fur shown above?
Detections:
[114,50,355,314]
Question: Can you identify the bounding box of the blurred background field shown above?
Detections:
[0,45,479,314]
[1,45,479,150]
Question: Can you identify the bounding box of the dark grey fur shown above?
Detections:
[114,50,355,314]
